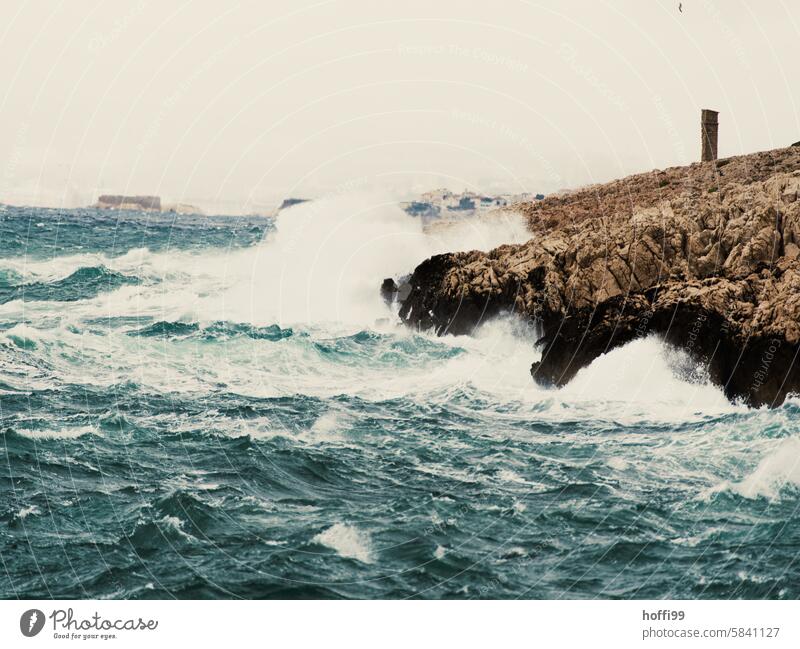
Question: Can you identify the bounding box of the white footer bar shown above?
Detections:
[0,600,795,648]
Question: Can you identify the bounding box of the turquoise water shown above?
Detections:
[1,202,799,599]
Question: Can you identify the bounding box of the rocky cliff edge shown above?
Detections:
[397,145,800,407]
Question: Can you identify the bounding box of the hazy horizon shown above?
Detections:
[1,0,798,213]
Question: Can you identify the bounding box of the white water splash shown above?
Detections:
[16,425,99,439]
[728,437,800,500]
[559,336,740,423]
[217,193,530,326]
[312,523,374,564]
[16,505,41,519]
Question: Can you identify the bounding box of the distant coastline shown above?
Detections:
[0,189,545,222]
[94,194,205,216]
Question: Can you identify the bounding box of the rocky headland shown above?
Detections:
[397,145,800,407]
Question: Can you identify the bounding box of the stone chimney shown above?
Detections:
[701,109,719,162]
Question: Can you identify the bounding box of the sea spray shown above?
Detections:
[218,192,531,326]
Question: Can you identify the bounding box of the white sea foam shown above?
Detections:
[312,523,374,563]
[16,425,99,439]
[17,505,40,519]
[501,546,527,558]
[304,412,348,444]
[157,515,196,541]
[215,194,530,327]
[558,336,740,423]
[727,437,800,500]
[423,209,532,253]
[606,457,630,471]
[1,322,43,345]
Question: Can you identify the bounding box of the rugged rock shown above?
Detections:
[397,146,800,406]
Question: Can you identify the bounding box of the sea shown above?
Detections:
[1,196,799,599]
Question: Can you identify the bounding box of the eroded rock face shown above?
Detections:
[397,146,800,407]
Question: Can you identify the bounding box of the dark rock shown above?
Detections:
[380,278,398,305]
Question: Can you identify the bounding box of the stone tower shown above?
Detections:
[701,109,719,162]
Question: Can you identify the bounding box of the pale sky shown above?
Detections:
[1,0,798,212]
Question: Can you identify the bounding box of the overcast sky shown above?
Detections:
[1,0,798,212]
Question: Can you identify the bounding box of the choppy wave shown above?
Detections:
[1,199,799,599]
[0,265,140,305]
[313,523,374,564]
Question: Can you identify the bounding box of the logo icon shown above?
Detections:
[20,609,45,637]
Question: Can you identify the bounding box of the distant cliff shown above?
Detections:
[162,203,204,215]
[95,195,204,215]
[97,195,161,211]
[397,145,800,407]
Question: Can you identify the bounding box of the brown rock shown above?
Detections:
[397,145,800,407]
